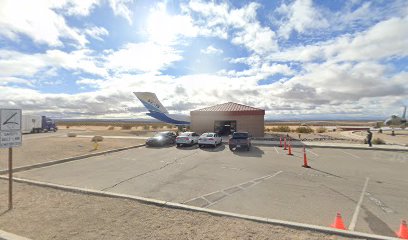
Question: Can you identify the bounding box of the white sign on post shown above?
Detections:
[0,109,22,148]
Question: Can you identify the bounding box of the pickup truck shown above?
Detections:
[228,132,251,151]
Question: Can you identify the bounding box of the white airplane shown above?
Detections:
[133,92,190,125]
[384,106,407,129]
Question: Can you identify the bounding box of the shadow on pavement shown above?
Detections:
[176,144,199,150]
[231,146,264,158]
[310,167,343,179]
[145,144,175,149]
[199,143,225,152]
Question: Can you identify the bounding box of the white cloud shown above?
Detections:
[0,77,33,87]
[61,0,101,16]
[0,0,88,47]
[146,3,199,46]
[184,1,278,54]
[108,0,134,24]
[0,49,107,79]
[201,45,223,55]
[276,0,329,39]
[84,26,109,41]
[269,16,408,63]
[105,42,182,73]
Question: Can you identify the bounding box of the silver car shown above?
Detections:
[198,132,222,148]
[176,132,199,147]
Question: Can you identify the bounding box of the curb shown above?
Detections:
[0,176,399,240]
[0,144,145,175]
[0,230,31,240]
[251,141,408,152]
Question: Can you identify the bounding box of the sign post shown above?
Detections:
[0,109,22,210]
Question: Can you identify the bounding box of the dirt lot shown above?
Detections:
[0,136,144,170]
[0,180,355,240]
[60,125,172,137]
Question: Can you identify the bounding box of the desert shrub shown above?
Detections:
[295,126,314,134]
[121,125,132,130]
[372,138,385,144]
[107,126,115,130]
[91,136,104,142]
[152,125,159,130]
[67,132,77,137]
[66,125,70,129]
[316,127,327,133]
[270,126,291,132]
[374,122,384,129]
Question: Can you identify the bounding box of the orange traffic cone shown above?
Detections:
[396,220,408,239]
[330,212,346,230]
[284,138,287,150]
[302,146,311,168]
[287,143,293,155]
[279,137,282,147]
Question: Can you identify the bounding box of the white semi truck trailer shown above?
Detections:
[21,115,57,134]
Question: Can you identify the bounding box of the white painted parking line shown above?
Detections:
[306,148,319,157]
[338,149,361,159]
[349,177,370,231]
[184,171,283,207]
[274,147,279,154]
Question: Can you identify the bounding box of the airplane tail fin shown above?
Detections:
[133,92,169,114]
[403,106,407,119]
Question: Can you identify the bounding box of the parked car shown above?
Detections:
[228,132,251,151]
[198,132,222,148]
[176,132,199,147]
[146,131,177,147]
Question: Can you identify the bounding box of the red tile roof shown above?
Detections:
[192,102,264,112]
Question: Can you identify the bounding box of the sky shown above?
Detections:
[0,0,407,120]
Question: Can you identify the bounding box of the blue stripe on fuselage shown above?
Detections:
[146,112,190,125]
[139,99,162,113]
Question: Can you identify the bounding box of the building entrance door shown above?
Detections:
[214,120,237,136]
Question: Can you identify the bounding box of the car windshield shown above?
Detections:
[232,133,248,139]
[180,132,191,136]
[205,134,213,137]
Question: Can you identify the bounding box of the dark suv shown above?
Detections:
[228,132,251,151]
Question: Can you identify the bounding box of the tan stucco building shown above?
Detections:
[190,102,265,137]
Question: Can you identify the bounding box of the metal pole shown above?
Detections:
[8,147,12,210]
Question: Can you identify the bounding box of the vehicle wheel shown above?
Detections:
[213,143,217,148]
[176,144,180,148]
[191,140,194,145]
[198,144,202,148]
[229,146,234,151]
[247,146,250,151]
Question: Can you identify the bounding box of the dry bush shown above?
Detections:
[295,126,314,134]
[91,136,104,142]
[316,127,327,133]
[270,126,291,132]
[121,125,132,130]
[372,138,385,144]
[67,132,77,137]
[107,126,115,130]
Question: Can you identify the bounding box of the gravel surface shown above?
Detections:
[0,136,144,169]
[0,180,357,240]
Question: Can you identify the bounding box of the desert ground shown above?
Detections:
[0,130,145,170]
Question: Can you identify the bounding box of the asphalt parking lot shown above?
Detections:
[12,144,408,237]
